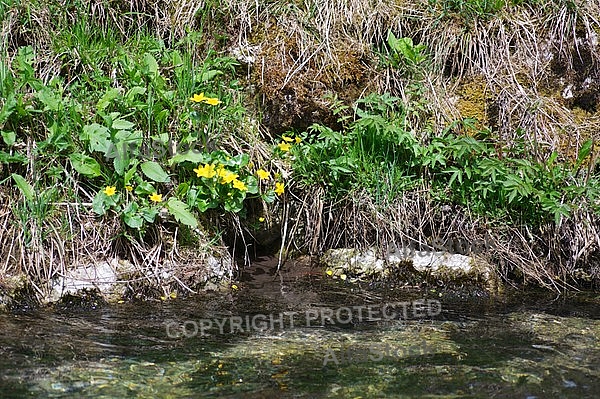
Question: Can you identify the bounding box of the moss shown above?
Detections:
[455,75,493,129]
[0,273,39,312]
[248,21,372,134]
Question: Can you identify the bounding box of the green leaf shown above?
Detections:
[166,198,198,227]
[111,118,135,131]
[0,94,16,126]
[224,196,244,213]
[113,144,129,176]
[124,213,144,229]
[97,88,121,111]
[262,190,276,203]
[142,207,159,223]
[11,173,35,201]
[36,87,61,111]
[69,153,102,177]
[1,130,16,146]
[169,150,209,165]
[245,176,259,194]
[81,123,111,154]
[141,161,170,183]
[0,150,27,164]
[125,86,146,103]
[124,163,137,185]
[199,69,223,82]
[135,181,156,195]
[576,139,593,166]
[92,191,108,215]
[142,52,159,78]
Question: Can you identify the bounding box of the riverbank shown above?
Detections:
[1,260,600,397]
[1,0,599,306]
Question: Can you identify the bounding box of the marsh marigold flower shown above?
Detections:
[125,185,133,192]
[149,192,162,202]
[257,169,270,180]
[104,186,116,196]
[232,179,247,191]
[194,163,216,179]
[295,136,302,144]
[282,135,294,142]
[275,182,285,195]
[190,93,209,103]
[277,142,291,152]
[219,170,238,184]
[205,97,221,106]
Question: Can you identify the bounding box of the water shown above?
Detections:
[1,258,599,398]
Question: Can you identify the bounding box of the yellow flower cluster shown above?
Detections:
[190,92,221,106]
[103,186,163,202]
[255,168,284,195]
[193,163,248,192]
[276,135,301,153]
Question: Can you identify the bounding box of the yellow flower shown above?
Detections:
[282,135,294,142]
[274,182,285,195]
[125,185,133,192]
[220,170,238,184]
[295,136,302,144]
[277,142,291,152]
[190,93,209,103]
[193,163,216,178]
[232,179,247,191]
[231,284,239,290]
[326,270,333,276]
[149,192,162,202]
[103,186,116,196]
[257,169,270,180]
[205,97,221,106]
[259,217,265,222]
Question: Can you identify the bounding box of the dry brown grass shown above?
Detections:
[0,184,229,303]
[285,184,600,290]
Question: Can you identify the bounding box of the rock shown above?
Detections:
[321,246,497,289]
[48,259,130,304]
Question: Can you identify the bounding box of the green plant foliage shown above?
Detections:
[429,0,508,25]
[382,32,429,77]
[0,20,281,235]
[292,93,600,226]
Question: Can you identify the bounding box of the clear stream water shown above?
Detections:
[1,258,599,398]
